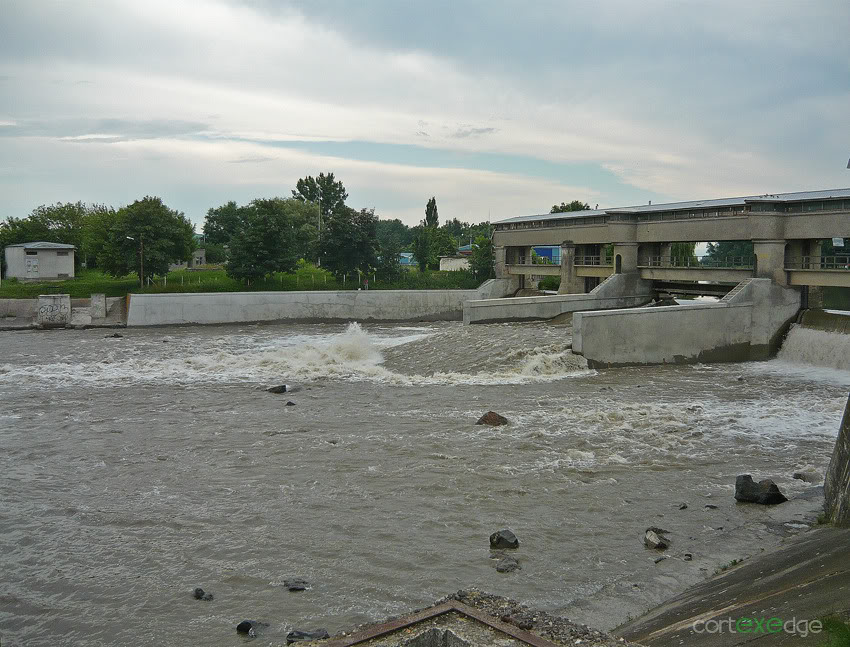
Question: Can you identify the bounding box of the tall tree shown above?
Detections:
[410,226,436,272]
[94,196,195,284]
[425,196,439,228]
[376,235,404,282]
[376,218,414,248]
[550,200,591,213]
[291,172,348,232]
[318,207,379,279]
[469,235,495,281]
[226,198,318,282]
[203,201,240,246]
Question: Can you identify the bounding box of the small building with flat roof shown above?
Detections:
[4,242,76,280]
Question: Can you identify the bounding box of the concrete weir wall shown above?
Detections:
[825,395,850,527]
[463,273,654,324]
[126,279,515,326]
[573,278,801,367]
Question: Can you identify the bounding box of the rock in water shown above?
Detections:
[236,620,257,635]
[489,529,519,549]
[285,401,296,407]
[267,385,289,394]
[734,475,788,505]
[476,411,509,426]
[644,528,670,550]
[284,578,309,591]
[193,587,213,601]
[286,629,330,644]
[495,556,520,573]
[104,332,123,338]
[793,471,821,484]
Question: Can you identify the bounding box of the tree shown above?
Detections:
[318,207,379,279]
[704,241,754,264]
[93,197,195,284]
[204,201,240,246]
[204,242,228,264]
[469,235,494,281]
[226,198,318,282]
[376,218,413,248]
[670,242,699,265]
[550,200,591,213]
[411,226,436,272]
[425,196,439,228]
[292,172,348,233]
[376,236,404,282]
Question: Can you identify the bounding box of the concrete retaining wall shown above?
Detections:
[825,395,850,527]
[463,273,654,324]
[0,298,39,319]
[126,279,515,326]
[573,278,800,367]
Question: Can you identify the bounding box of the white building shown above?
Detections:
[4,242,76,280]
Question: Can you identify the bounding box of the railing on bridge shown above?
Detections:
[639,255,754,269]
[574,255,613,266]
[516,255,561,266]
[785,256,850,270]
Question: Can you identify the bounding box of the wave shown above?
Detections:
[0,323,591,388]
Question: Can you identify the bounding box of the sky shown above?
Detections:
[1,0,848,230]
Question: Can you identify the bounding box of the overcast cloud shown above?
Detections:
[1,0,848,226]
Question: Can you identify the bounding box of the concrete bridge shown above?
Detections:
[493,187,850,300]
[465,188,850,365]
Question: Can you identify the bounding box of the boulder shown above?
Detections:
[735,475,788,505]
[267,385,289,394]
[489,529,519,549]
[495,556,520,573]
[286,629,330,644]
[678,502,688,510]
[285,401,296,407]
[236,620,257,635]
[644,528,670,550]
[476,411,509,426]
[284,578,309,592]
[104,332,123,338]
[193,587,213,601]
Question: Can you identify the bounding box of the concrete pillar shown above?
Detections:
[805,239,822,269]
[37,294,71,329]
[753,239,788,285]
[494,246,508,279]
[558,241,584,294]
[659,243,673,266]
[90,293,107,320]
[613,243,639,274]
[825,395,850,527]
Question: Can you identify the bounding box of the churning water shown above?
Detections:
[0,321,847,646]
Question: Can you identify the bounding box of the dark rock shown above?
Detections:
[267,385,289,394]
[705,504,719,510]
[286,629,330,644]
[500,614,533,631]
[495,556,520,573]
[683,553,693,561]
[104,332,123,338]
[476,411,509,426]
[489,529,519,549]
[644,528,670,550]
[654,555,668,564]
[285,401,296,406]
[193,587,213,601]
[284,578,309,592]
[734,475,788,505]
[678,502,688,510]
[236,620,257,635]
[736,376,744,382]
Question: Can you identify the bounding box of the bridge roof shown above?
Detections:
[495,187,850,224]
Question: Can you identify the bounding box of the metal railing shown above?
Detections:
[639,255,755,269]
[574,255,613,266]
[786,255,850,270]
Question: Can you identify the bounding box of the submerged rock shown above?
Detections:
[793,471,821,484]
[678,502,688,510]
[735,475,788,505]
[476,411,509,426]
[193,587,213,601]
[267,385,289,394]
[286,629,330,644]
[285,401,296,406]
[489,529,519,549]
[495,556,521,573]
[236,620,257,635]
[284,578,309,591]
[644,528,670,550]
[104,332,123,338]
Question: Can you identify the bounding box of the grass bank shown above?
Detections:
[0,267,482,299]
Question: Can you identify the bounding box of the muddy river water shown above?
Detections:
[1,321,848,646]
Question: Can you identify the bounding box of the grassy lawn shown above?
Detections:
[0,267,482,299]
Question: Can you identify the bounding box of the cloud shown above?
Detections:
[451,126,497,139]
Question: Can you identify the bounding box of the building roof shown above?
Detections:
[495,187,850,224]
[5,241,76,249]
